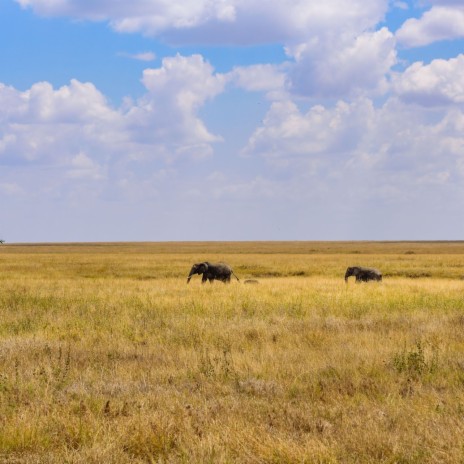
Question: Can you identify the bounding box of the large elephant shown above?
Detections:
[187,262,240,284]
[345,266,382,283]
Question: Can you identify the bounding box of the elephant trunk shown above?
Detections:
[187,266,196,284]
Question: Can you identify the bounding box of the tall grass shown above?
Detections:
[1,242,464,463]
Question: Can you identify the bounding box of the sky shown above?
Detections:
[1,0,464,242]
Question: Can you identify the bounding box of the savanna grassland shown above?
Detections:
[1,241,464,463]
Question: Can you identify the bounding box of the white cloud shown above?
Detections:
[242,96,464,204]
[243,98,376,161]
[15,0,395,100]
[16,0,388,45]
[0,53,228,213]
[393,54,464,105]
[287,28,397,98]
[120,51,156,62]
[27,80,115,123]
[132,54,226,158]
[141,54,224,110]
[0,54,224,169]
[229,64,286,96]
[396,6,464,47]
[0,80,123,163]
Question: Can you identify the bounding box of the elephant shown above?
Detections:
[345,266,382,283]
[187,262,240,284]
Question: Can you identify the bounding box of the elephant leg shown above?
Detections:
[202,275,208,284]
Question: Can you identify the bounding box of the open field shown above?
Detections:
[1,241,464,463]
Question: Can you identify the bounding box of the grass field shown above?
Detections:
[1,241,464,463]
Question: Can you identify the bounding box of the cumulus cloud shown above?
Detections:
[396,5,464,47]
[393,54,464,105]
[242,98,376,169]
[0,54,224,168]
[242,95,464,201]
[287,28,397,98]
[16,0,388,45]
[0,51,227,209]
[132,54,226,159]
[0,80,123,164]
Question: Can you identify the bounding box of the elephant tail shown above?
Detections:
[232,271,240,282]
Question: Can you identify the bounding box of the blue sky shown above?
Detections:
[1,0,464,242]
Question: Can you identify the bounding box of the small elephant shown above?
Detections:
[345,266,382,283]
[187,262,240,284]
[244,279,259,284]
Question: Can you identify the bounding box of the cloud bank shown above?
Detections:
[3,0,464,240]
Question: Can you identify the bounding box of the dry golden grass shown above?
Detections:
[1,242,464,463]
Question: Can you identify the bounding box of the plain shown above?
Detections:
[1,241,464,463]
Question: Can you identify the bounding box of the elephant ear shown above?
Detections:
[200,262,209,272]
[192,262,206,273]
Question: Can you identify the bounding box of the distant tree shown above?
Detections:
[0,239,4,244]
